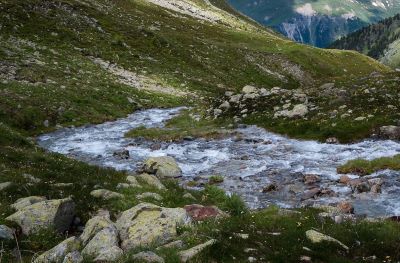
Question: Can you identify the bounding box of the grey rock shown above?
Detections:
[178,239,216,262]
[34,237,81,263]
[132,251,165,263]
[6,198,75,235]
[143,156,182,178]
[82,225,122,261]
[379,126,400,140]
[90,189,123,200]
[11,196,47,211]
[242,85,257,94]
[80,212,113,246]
[0,225,14,240]
[0,182,12,191]
[306,230,348,250]
[63,251,83,263]
[137,173,166,190]
[116,203,190,251]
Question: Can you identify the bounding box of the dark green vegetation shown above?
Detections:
[0,0,399,261]
[125,109,236,141]
[338,154,400,176]
[331,14,400,68]
[213,73,400,143]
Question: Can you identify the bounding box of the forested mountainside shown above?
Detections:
[227,0,400,47]
[331,13,400,68]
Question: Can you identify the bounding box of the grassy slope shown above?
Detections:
[0,0,399,261]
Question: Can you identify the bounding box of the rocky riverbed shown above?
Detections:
[37,107,400,217]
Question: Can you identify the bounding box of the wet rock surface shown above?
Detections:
[37,108,400,217]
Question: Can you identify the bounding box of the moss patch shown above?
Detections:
[125,110,237,141]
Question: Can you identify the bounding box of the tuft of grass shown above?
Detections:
[337,154,400,176]
[208,175,224,185]
[202,186,247,216]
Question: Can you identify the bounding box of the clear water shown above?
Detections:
[37,108,400,217]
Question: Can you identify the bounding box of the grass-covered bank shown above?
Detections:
[196,207,400,262]
[125,109,237,141]
[338,155,400,176]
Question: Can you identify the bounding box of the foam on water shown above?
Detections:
[37,107,400,216]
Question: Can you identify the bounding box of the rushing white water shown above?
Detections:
[37,107,400,217]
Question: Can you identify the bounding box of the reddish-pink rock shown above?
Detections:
[184,204,227,221]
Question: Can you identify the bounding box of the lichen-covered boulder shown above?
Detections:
[137,173,166,190]
[90,189,123,200]
[62,251,83,263]
[132,251,165,263]
[94,246,124,262]
[80,212,113,246]
[116,203,190,251]
[34,237,81,263]
[81,225,122,261]
[11,196,47,211]
[143,156,182,178]
[6,198,75,235]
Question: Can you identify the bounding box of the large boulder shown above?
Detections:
[11,196,47,211]
[81,225,122,261]
[116,203,191,251]
[34,237,81,263]
[274,104,308,119]
[6,198,75,235]
[143,156,182,178]
[379,126,400,140]
[80,212,113,246]
[242,85,257,94]
[137,173,166,190]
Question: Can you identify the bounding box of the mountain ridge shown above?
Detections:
[331,13,400,68]
[227,0,400,47]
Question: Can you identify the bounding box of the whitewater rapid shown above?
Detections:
[37,108,400,217]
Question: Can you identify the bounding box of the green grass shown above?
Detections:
[125,109,236,141]
[187,207,400,262]
[208,175,224,185]
[337,154,400,176]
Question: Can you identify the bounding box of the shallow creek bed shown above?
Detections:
[37,107,400,217]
